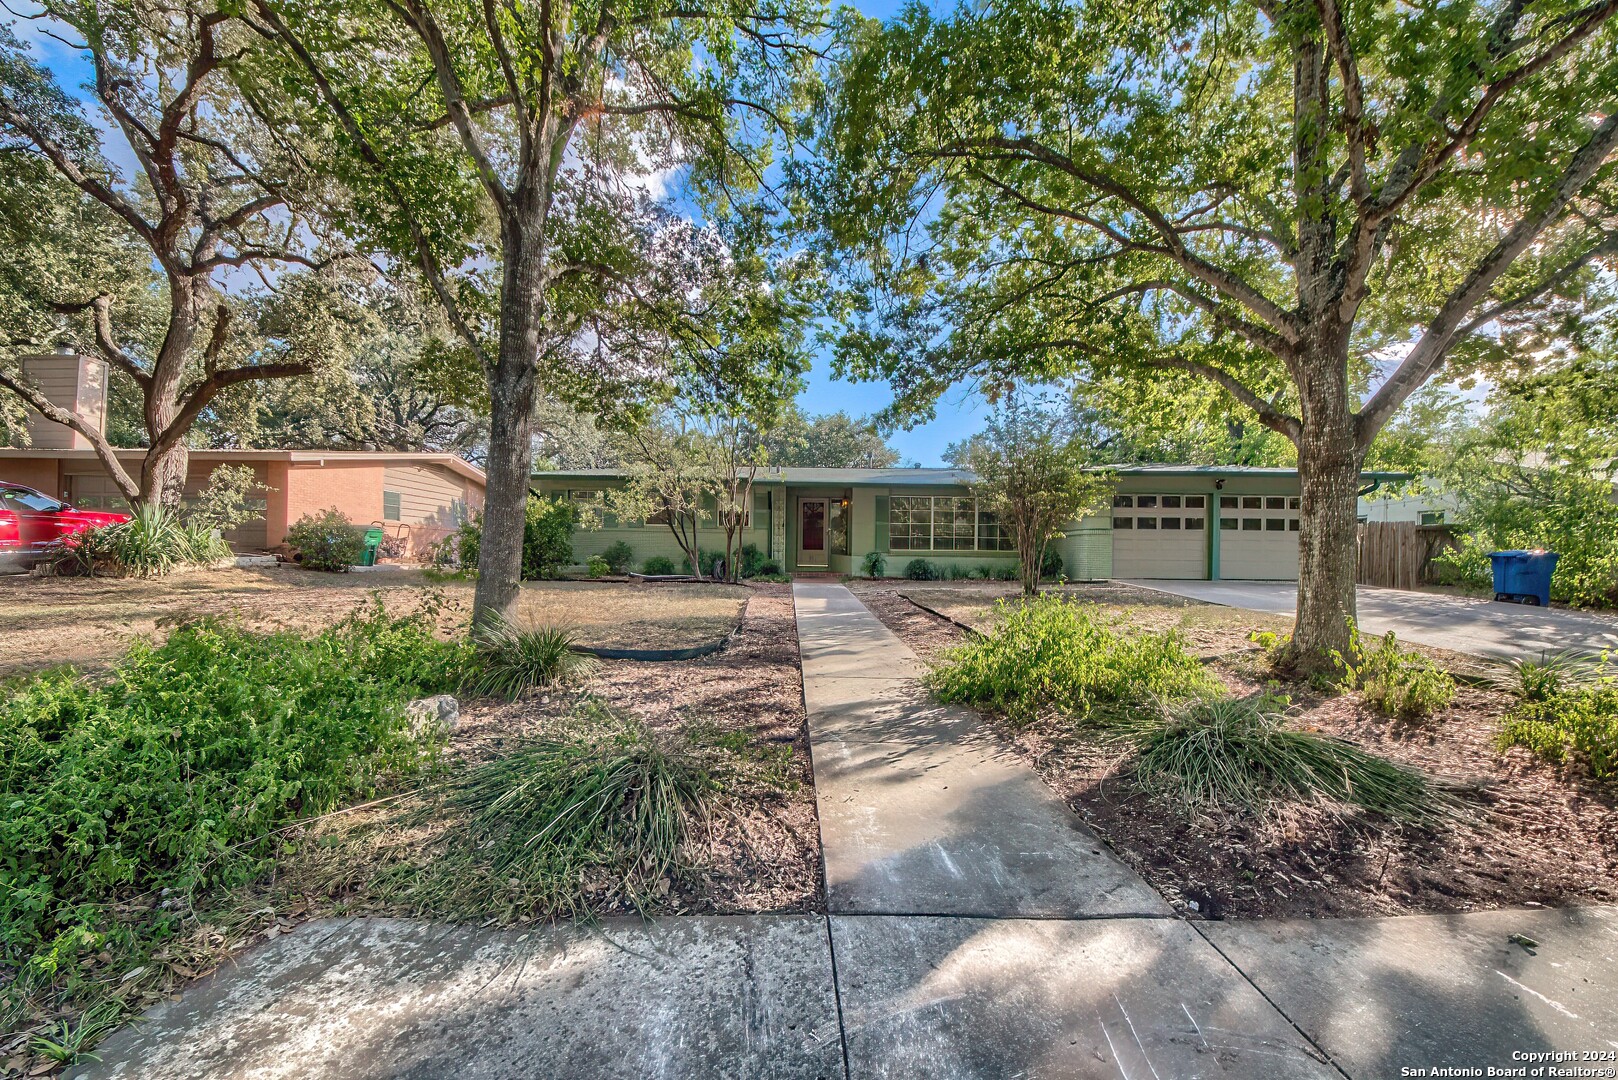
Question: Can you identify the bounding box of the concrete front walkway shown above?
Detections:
[1120,578,1618,661]
[76,584,1618,1079]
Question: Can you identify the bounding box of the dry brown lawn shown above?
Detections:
[0,568,748,676]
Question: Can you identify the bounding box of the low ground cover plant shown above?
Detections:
[1499,655,1617,780]
[930,594,1218,722]
[51,504,230,578]
[1252,623,1455,720]
[1119,694,1453,821]
[0,605,464,1044]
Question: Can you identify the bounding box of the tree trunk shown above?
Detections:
[1285,365,1364,673]
[139,282,202,510]
[472,231,545,626]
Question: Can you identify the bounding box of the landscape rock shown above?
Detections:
[406,694,459,737]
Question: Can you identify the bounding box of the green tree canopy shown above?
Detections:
[760,403,900,467]
[810,0,1618,667]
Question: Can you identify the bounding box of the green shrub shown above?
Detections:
[750,572,792,583]
[185,464,261,534]
[602,541,635,575]
[991,563,1019,582]
[286,508,367,572]
[51,504,229,578]
[1337,627,1456,720]
[1499,664,1618,780]
[464,617,595,700]
[862,551,887,578]
[0,605,462,978]
[738,544,770,578]
[586,554,611,578]
[522,497,575,580]
[1039,547,1063,580]
[692,548,728,577]
[1123,694,1452,821]
[905,558,940,581]
[930,594,1219,722]
[755,559,782,576]
[643,555,678,575]
[433,699,712,915]
[1500,651,1594,703]
[454,514,481,569]
[450,498,577,579]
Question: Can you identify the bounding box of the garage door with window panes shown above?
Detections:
[1110,493,1208,579]
[1218,494,1300,579]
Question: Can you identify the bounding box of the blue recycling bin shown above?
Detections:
[1490,549,1558,607]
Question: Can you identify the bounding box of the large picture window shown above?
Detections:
[889,495,1015,552]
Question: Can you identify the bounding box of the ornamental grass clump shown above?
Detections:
[420,700,713,917]
[928,594,1218,723]
[1498,655,1618,780]
[463,616,595,700]
[1122,694,1455,822]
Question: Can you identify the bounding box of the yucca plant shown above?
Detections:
[1122,694,1457,822]
[463,615,595,699]
[51,504,229,577]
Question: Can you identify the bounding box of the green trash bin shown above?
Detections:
[361,527,385,567]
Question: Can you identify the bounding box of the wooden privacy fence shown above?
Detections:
[1357,521,1461,590]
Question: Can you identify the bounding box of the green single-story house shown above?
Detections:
[531,465,1406,581]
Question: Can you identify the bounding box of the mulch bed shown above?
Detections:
[850,580,1618,920]
[383,583,823,917]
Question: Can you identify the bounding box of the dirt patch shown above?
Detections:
[0,570,747,677]
[850,579,1618,920]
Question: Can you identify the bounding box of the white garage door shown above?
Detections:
[1111,493,1208,579]
[1218,494,1300,580]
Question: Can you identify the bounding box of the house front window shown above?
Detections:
[888,495,1015,552]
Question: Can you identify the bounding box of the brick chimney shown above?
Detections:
[20,348,109,449]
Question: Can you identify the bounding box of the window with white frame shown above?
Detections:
[889,495,1014,552]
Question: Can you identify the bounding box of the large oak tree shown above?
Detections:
[0,8,332,507]
[812,0,1618,668]
[252,0,823,624]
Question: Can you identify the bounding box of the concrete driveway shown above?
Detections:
[1118,579,1618,662]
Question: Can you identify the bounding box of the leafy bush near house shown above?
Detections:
[905,558,940,581]
[862,551,887,577]
[930,594,1219,723]
[51,504,230,578]
[754,559,782,576]
[0,606,463,996]
[643,555,678,575]
[449,497,577,579]
[286,508,367,571]
[1040,547,1063,580]
[522,497,576,579]
[738,544,771,578]
[1121,693,1452,821]
[186,464,262,535]
[586,554,611,578]
[602,541,635,575]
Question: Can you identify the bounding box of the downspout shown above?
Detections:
[1357,478,1383,498]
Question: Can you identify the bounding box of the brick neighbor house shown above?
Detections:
[1,352,484,558]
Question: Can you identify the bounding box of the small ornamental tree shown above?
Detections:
[964,397,1113,597]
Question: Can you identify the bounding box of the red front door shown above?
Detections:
[800,499,827,565]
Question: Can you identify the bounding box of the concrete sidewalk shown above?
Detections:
[793,583,1167,918]
[1119,578,1618,661]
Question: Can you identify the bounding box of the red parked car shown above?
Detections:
[0,482,132,572]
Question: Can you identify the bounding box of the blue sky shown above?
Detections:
[13,0,979,465]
